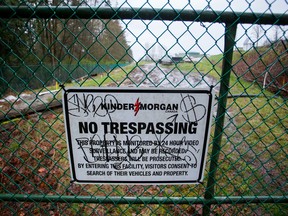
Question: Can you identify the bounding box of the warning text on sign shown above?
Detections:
[63,88,214,184]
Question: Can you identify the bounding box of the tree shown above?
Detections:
[273,25,287,42]
[94,19,132,63]
[251,25,263,47]
[0,0,133,93]
[0,0,36,66]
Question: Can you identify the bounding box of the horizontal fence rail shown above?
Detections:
[0,194,287,204]
[0,6,287,24]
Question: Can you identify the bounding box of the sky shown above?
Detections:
[110,0,288,60]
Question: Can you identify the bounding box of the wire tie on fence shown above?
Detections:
[60,84,66,92]
[209,85,214,93]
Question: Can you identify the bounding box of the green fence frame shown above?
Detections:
[1,4,287,216]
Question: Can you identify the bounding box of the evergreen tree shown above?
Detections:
[0,1,36,65]
[0,0,133,93]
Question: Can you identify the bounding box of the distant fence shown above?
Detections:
[0,63,128,94]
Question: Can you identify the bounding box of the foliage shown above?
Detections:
[233,40,288,97]
[0,0,133,95]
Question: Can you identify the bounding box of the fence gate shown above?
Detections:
[0,0,287,215]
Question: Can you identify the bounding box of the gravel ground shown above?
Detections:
[110,63,219,91]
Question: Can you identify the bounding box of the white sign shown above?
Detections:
[63,88,214,184]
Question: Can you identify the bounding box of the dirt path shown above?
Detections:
[110,63,220,90]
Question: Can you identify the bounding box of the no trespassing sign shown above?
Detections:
[63,87,214,184]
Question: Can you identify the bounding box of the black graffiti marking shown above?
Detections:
[152,135,199,168]
[76,134,145,170]
[111,135,145,170]
[71,92,204,171]
[67,93,118,120]
[75,137,91,162]
[180,94,206,123]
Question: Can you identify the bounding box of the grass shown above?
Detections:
[0,56,287,215]
[75,62,146,87]
[170,54,288,214]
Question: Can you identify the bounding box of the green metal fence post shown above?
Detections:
[203,22,238,215]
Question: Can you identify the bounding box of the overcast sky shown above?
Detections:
[111,0,287,60]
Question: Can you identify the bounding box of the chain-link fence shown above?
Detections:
[0,0,287,215]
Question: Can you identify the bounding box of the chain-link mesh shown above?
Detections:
[0,0,287,215]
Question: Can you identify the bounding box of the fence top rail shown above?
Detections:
[0,6,287,25]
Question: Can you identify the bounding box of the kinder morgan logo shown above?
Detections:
[134,98,141,116]
[101,98,178,116]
